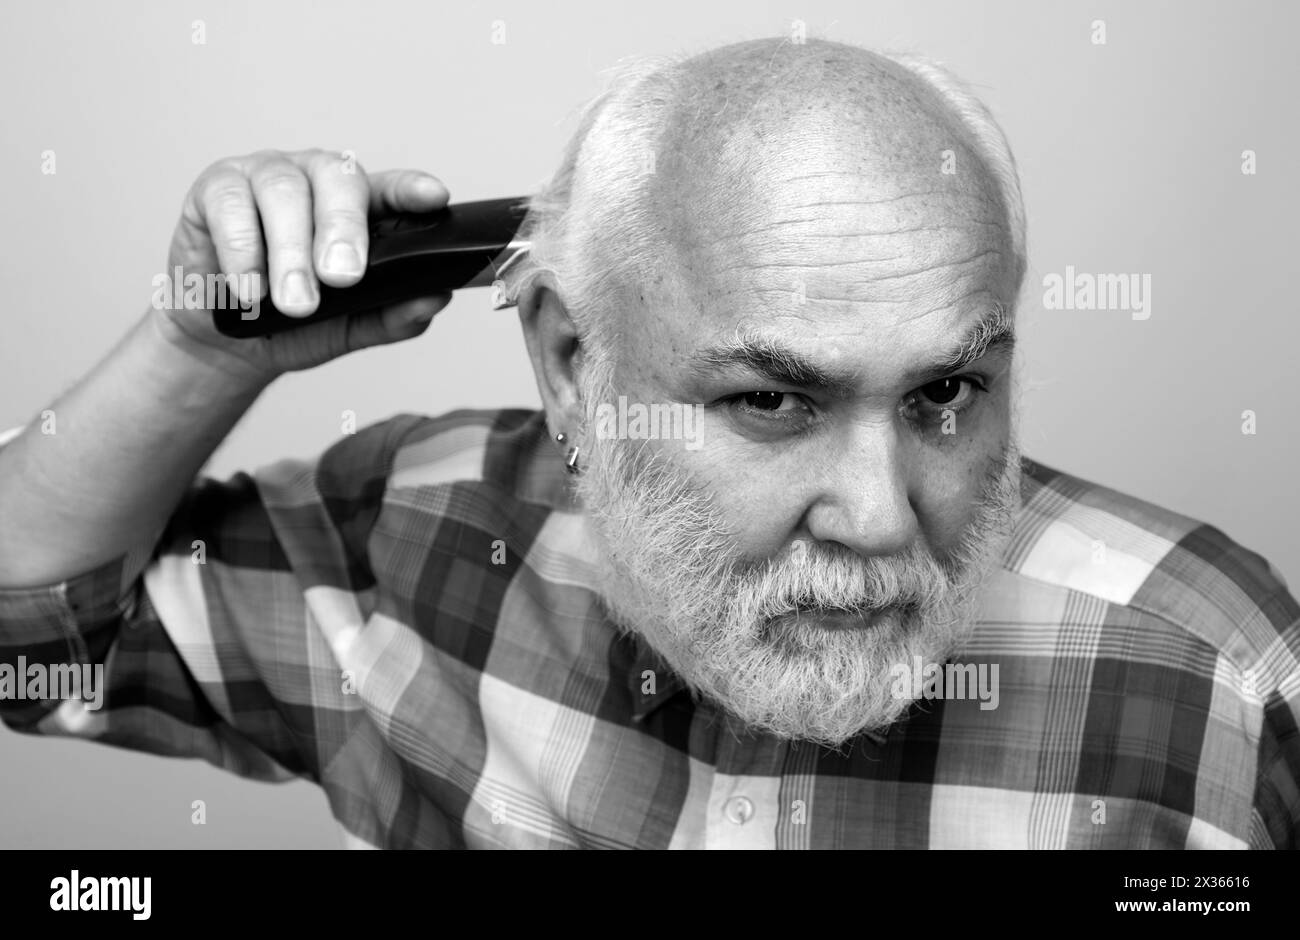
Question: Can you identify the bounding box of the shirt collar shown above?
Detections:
[626,636,690,722]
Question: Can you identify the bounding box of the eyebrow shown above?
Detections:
[690,303,1015,396]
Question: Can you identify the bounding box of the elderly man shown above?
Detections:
[0,37,1295,850]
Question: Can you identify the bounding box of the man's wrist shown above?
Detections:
[140,308,276,407]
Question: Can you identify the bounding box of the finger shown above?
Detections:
[168,211,229,325]
[366,169,450,216]
[194,168,265,307]
[294,150,371,289]
[249,156,317,317]
[347,293,453,352]
[262,292,451,373]
[169,209,221,286]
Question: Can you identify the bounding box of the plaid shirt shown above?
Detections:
[1,408,1297,849]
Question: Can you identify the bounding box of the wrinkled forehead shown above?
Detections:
[628,125,1017,359]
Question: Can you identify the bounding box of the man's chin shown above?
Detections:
[702,666,922,748]
[626,607,970,748]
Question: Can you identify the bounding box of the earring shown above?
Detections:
[555,432,580,474]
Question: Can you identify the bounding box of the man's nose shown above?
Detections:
[802,420,919,558]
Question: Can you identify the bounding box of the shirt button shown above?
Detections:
[723,796,755,825]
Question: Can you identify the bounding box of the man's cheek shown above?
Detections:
[914,450,1001,550]
[692,461,807,562]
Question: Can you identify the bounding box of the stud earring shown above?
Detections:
[555,432,580,474]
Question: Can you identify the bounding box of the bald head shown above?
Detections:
[644,40,1019,324]
[515,36,1026,350]
[652,38,1001,207]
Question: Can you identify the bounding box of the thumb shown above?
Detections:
[344,293,453,351]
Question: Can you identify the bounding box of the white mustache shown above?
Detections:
[741,544,943,621]
[728,451,1019,631]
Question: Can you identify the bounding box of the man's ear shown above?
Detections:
[518,274,584,437]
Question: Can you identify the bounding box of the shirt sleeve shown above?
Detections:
[0,414,426,784]
[1251,610,1300,849]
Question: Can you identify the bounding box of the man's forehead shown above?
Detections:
[667,196,1013,305]
[643,141,1016,339]
[638,190,1017,354]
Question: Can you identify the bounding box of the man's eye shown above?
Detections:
[905,375,988,424]
[726,391,813,429]
[919,377,974,408]
[740,391,799,413]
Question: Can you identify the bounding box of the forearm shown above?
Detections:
[0,309,271,588]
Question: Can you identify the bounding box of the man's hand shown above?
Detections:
[155,148,454,381]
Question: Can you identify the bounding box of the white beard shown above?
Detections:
[572,366,1023,747]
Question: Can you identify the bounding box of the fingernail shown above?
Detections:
[323,241,362,276]
[412,176,443,198]
[281,270,314,309]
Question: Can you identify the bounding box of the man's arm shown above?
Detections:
[0,312,268,587]
[0,149,454,777]
[0,412,430,781]
[0,148,453,589]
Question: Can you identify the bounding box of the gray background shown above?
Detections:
[0,0,1295,847]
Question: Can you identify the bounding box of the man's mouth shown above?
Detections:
[767,598,921,632]
[775,604,887,630]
